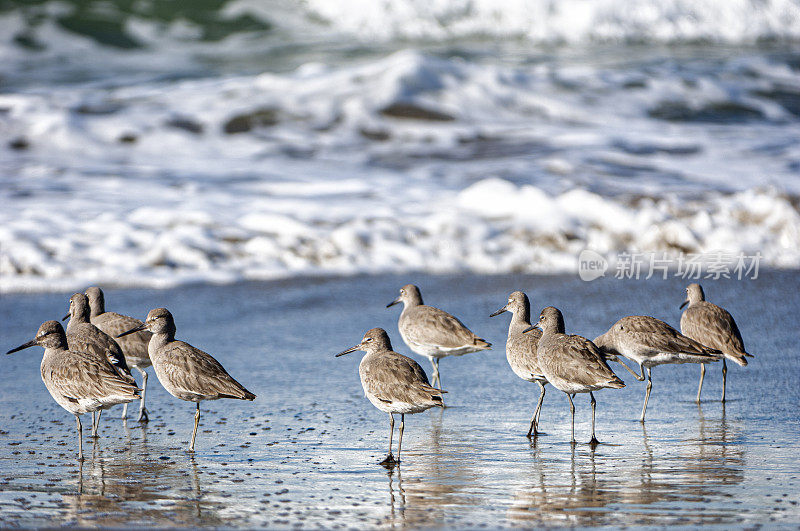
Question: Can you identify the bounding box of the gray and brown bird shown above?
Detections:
[525,307,624,445]
[387,284,490,398]
[7,321,140,461]
[490,291,548,437]
[336,328,444,467]
[593,315,721,421]
[64,292,134,436]
[118,308,255,451]
[86,286,153,422]
[679,283,752,403]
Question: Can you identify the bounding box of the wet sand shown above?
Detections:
[0,272,798,527]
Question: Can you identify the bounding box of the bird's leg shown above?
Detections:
[91,409,102,438]
[428,358,438,388]
[534,381,546,429]
[568,393,576,445]
[721,359,727,403]
[121,403,128,421]
[589,392,599,446]
[75,415,84,462]
[640,367,652,423]
[190,403,200,452]
[619,358,645,381]
[397,414,405,464]
[528,381,546,438]
[697,363,705,403]
[137,369,149,423]
[380,414,395,466]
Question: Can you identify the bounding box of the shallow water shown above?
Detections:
[0,272,798,527]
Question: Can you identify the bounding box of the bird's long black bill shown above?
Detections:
[62,314,69,321]
[117,324,146,338]
[522,325,539,334]
[386,298,400,308]
[335,344,360,357]
[7,339,36,354]
[489,306,507,317]
[679,300,689,309]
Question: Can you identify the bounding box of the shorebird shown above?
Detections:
[117,308,256,451]
[490,291,547,437]
[680,283,753,403]
[336,328,444,466]
[6,321,140,460]
[86,287,153,422]
[524,307,625,445]
[64,293,134,436]
[593,315,721,421]
[387,284,490,397]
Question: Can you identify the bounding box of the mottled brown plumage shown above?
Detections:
[336,328,444,466]
[490,291,547,437]
[388,284,490,394]
[6,320,139,460]
[86,287,153,421]
[593,315,720,421]
[117,307,255,451]
[531,306,624,445]
[680,283,752,402]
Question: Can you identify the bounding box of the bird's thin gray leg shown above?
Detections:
[428,358,438,388]
[397,414,405,464]
[528,381,546,438]
[381,414,395,465]
[75,415,84,462]
[91,409,102,438]
[121,403,128,420]
[589,392,599,446]
[618,358,645,381]
[567,393,576,445]
[137,369,149,423]
[534,381,546,428]
[697,363,705,403]
[190,403,200,451]
[641,367,652,423]
[721,359,727,403]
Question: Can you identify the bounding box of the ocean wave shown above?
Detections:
[1,177,798,293]
[301,0,800,43]
[2,49,799,292]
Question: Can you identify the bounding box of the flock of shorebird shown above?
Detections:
[7,282,750,466]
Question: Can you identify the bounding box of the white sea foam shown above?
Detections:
[1,49,799,292]
[301,0,800,43]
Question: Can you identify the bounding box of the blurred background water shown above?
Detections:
[1,0,800,292]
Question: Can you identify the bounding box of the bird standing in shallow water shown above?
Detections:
[680,283,752,403]
[525,307,625,445]
[593,315,721,422]
[117,308,256,451]
[7,321,140,461]
[64,293,134,436]
[387,284,490,400]
[86,286,153,422]
[336,328,444,467]
[490,291,548,437]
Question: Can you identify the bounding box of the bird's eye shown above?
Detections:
[365,337,373,342]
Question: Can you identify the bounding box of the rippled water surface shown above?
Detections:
[0,272,798,527]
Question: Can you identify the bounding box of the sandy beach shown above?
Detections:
[1,271,798,527]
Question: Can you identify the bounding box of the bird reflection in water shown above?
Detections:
[62,443,225,527]
[507,407,745,527]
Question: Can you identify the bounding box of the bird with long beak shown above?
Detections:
[387,284,490,399]
[7,321,140,461]
[336,328,444,467]
[679,283,752,403]
[63,292,135,437]
[117,308,256,451]
[593,315,721,422]
[489,291,548,437]
[523,307,624,446]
